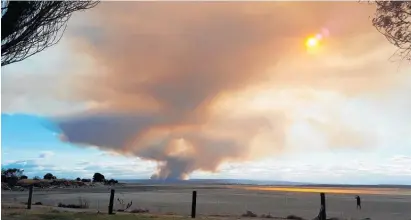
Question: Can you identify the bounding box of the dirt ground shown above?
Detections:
[2,184,411,220]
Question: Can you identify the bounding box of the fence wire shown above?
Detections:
[2,184,410,220]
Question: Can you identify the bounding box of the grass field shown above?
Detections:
[1,204,195,220]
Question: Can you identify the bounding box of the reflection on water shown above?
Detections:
[232,186,411,195]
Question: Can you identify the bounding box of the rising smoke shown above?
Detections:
[51,2,403,179]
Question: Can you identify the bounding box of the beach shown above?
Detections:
[2,184,411,220]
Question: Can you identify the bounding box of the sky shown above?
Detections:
[1,2,411,184]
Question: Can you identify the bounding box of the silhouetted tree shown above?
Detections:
[1,168,24,187]
[76,177,81,181]
[372,1,411,60]
[6,176,19,187]
[92,172,105,182]
[2,168,24,178]
[43,173,56,180]
[20,175,28,180]
[1,1,99,66]
[106,179,118,185]
[33,176,40,180]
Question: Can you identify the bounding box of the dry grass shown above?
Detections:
[1,204,293,220]
[58,197,90,209]
[1,204,205,220]
[2,207,183,220]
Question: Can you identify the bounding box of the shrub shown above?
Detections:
[76,177,81,181]
[57,197,89,209]
[33,176,40,180]
[286,215,305,220]
[93,173,105,182]
[129,208,149,213]
[242,211,257,218]
[117,198,132,211]
[20,175,28,180]
[81,178,91,182]
[106,179,118,185]
[260,214,274,218]
[44,173,55,180]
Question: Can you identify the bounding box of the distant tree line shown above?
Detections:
[1,168,118,187]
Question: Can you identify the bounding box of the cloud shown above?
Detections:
[2,160,42,171]
[38,151,55,159]
[15,2,410,179]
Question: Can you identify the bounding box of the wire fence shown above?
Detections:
[2,185,411,220]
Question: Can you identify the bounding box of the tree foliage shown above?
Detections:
[2,168,24,178]
[372,1,411,60]
[106,178,118,185]
[44,173,56,180]
[1,0,99,66]
[20,175,28,180]
[1,168,25,187]
[93,172,105,182]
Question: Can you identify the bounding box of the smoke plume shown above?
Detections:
[51,2,409,179]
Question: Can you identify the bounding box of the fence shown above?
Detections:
[2,184,410,220]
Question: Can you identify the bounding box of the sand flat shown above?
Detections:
[2,184,411,220]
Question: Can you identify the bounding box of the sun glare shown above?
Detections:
[305,37,319,49]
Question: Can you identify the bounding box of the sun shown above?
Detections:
[305,37,319,49]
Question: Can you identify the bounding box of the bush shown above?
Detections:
[57,197,89,209]
[44,173,56,180]
[286,215,305,220]
[117,198,132,211]
[93,173,105,182]
[76,177,81,181]
[242,211,257,218]
[105,179,118,185]
[20,175,28,180]
[33,176,40,180]
[129,208,149,213]
[81,178,91,182]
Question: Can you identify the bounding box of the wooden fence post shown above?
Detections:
[108,189,115,214]
[191,191,197,218]
[320,193,326,220]
[27,186,33,209]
